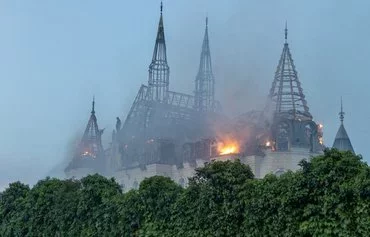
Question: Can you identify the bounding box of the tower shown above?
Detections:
[148,2,170,102]
[65,97,105,173]
[332,98,354,153]
[194,17,215,112]
[268,23,311,120]
[267,24,321,152]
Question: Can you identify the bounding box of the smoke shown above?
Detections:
[45,132,82,179]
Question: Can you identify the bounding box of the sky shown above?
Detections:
[0,0,369,190]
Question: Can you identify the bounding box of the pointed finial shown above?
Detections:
[160,1,163,14]
[92,95,95,114]
[339,96,345,124]
[285,21,288,43]
[206,17,208,28]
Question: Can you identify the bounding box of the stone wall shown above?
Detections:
[67,149,322,191]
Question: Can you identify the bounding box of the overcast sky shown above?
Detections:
[0,0,369,190]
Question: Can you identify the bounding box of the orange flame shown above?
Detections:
[218,140,240,155]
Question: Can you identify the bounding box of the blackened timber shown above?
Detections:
[195,17,215,112]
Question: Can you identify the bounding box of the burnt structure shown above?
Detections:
[65,7,345,186]
[194,17,216,112]
[115,4,222,168]
[265,24,322,152]
[332,98,354,153]
[148,2,169,102]
[65,98,105,173]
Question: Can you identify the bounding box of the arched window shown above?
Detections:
[277,122,289,151]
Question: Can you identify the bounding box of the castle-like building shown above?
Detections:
[65,4,355,191]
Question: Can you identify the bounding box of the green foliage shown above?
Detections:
[170,160,254,236]
[138,176,182,236]
[0,181,30,236]
[1,149,370,236]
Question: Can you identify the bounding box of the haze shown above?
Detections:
[0,0,368,190]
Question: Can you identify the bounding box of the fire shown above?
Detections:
[319,137,324,145]
[81,150,96,158]
[218,140,240,155]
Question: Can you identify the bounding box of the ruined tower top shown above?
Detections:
[80,97,104,158]
[148,1,170,102]
[268,23,311,120]
[194,17,215,112]
[65,98,105,173]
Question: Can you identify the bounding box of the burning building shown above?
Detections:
[65,98,106,178]
[112,4,224,169]
[65,4,354,190]
[211,23,324,178]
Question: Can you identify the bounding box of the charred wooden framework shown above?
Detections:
[116,3,222,168]
[66,98,105,172]
[266,23,322,152]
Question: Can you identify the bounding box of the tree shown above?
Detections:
[243,149,370,236]
[0,182,30,236]
[137,176,182,236]
[297,149,370,236]
[171,160,254,236]
[1,149,370,236]
[77,174,122,236]
[25,178,81,235]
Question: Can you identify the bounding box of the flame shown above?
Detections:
[81,150,96,158]
[265,141,271,147]
[218,140,240,155]
[319,137,324,145]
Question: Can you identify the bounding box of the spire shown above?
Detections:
[148,1,170,102]
[333,98,354,153]
[267,24,311,120]
[339,96,344,124]
[194,17,215,112]
[285,21,288,43]
[80,99,103,158]
[65,99,105,172]
[92,96,95,114]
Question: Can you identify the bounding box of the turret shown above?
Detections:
[266,24,321,152]
[332,98,354,153]
[65,97,105,173]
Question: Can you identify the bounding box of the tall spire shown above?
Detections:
[268,24,311,120]
[194,17,215,112]
[148,1,170,102]
[333,97,354,153]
